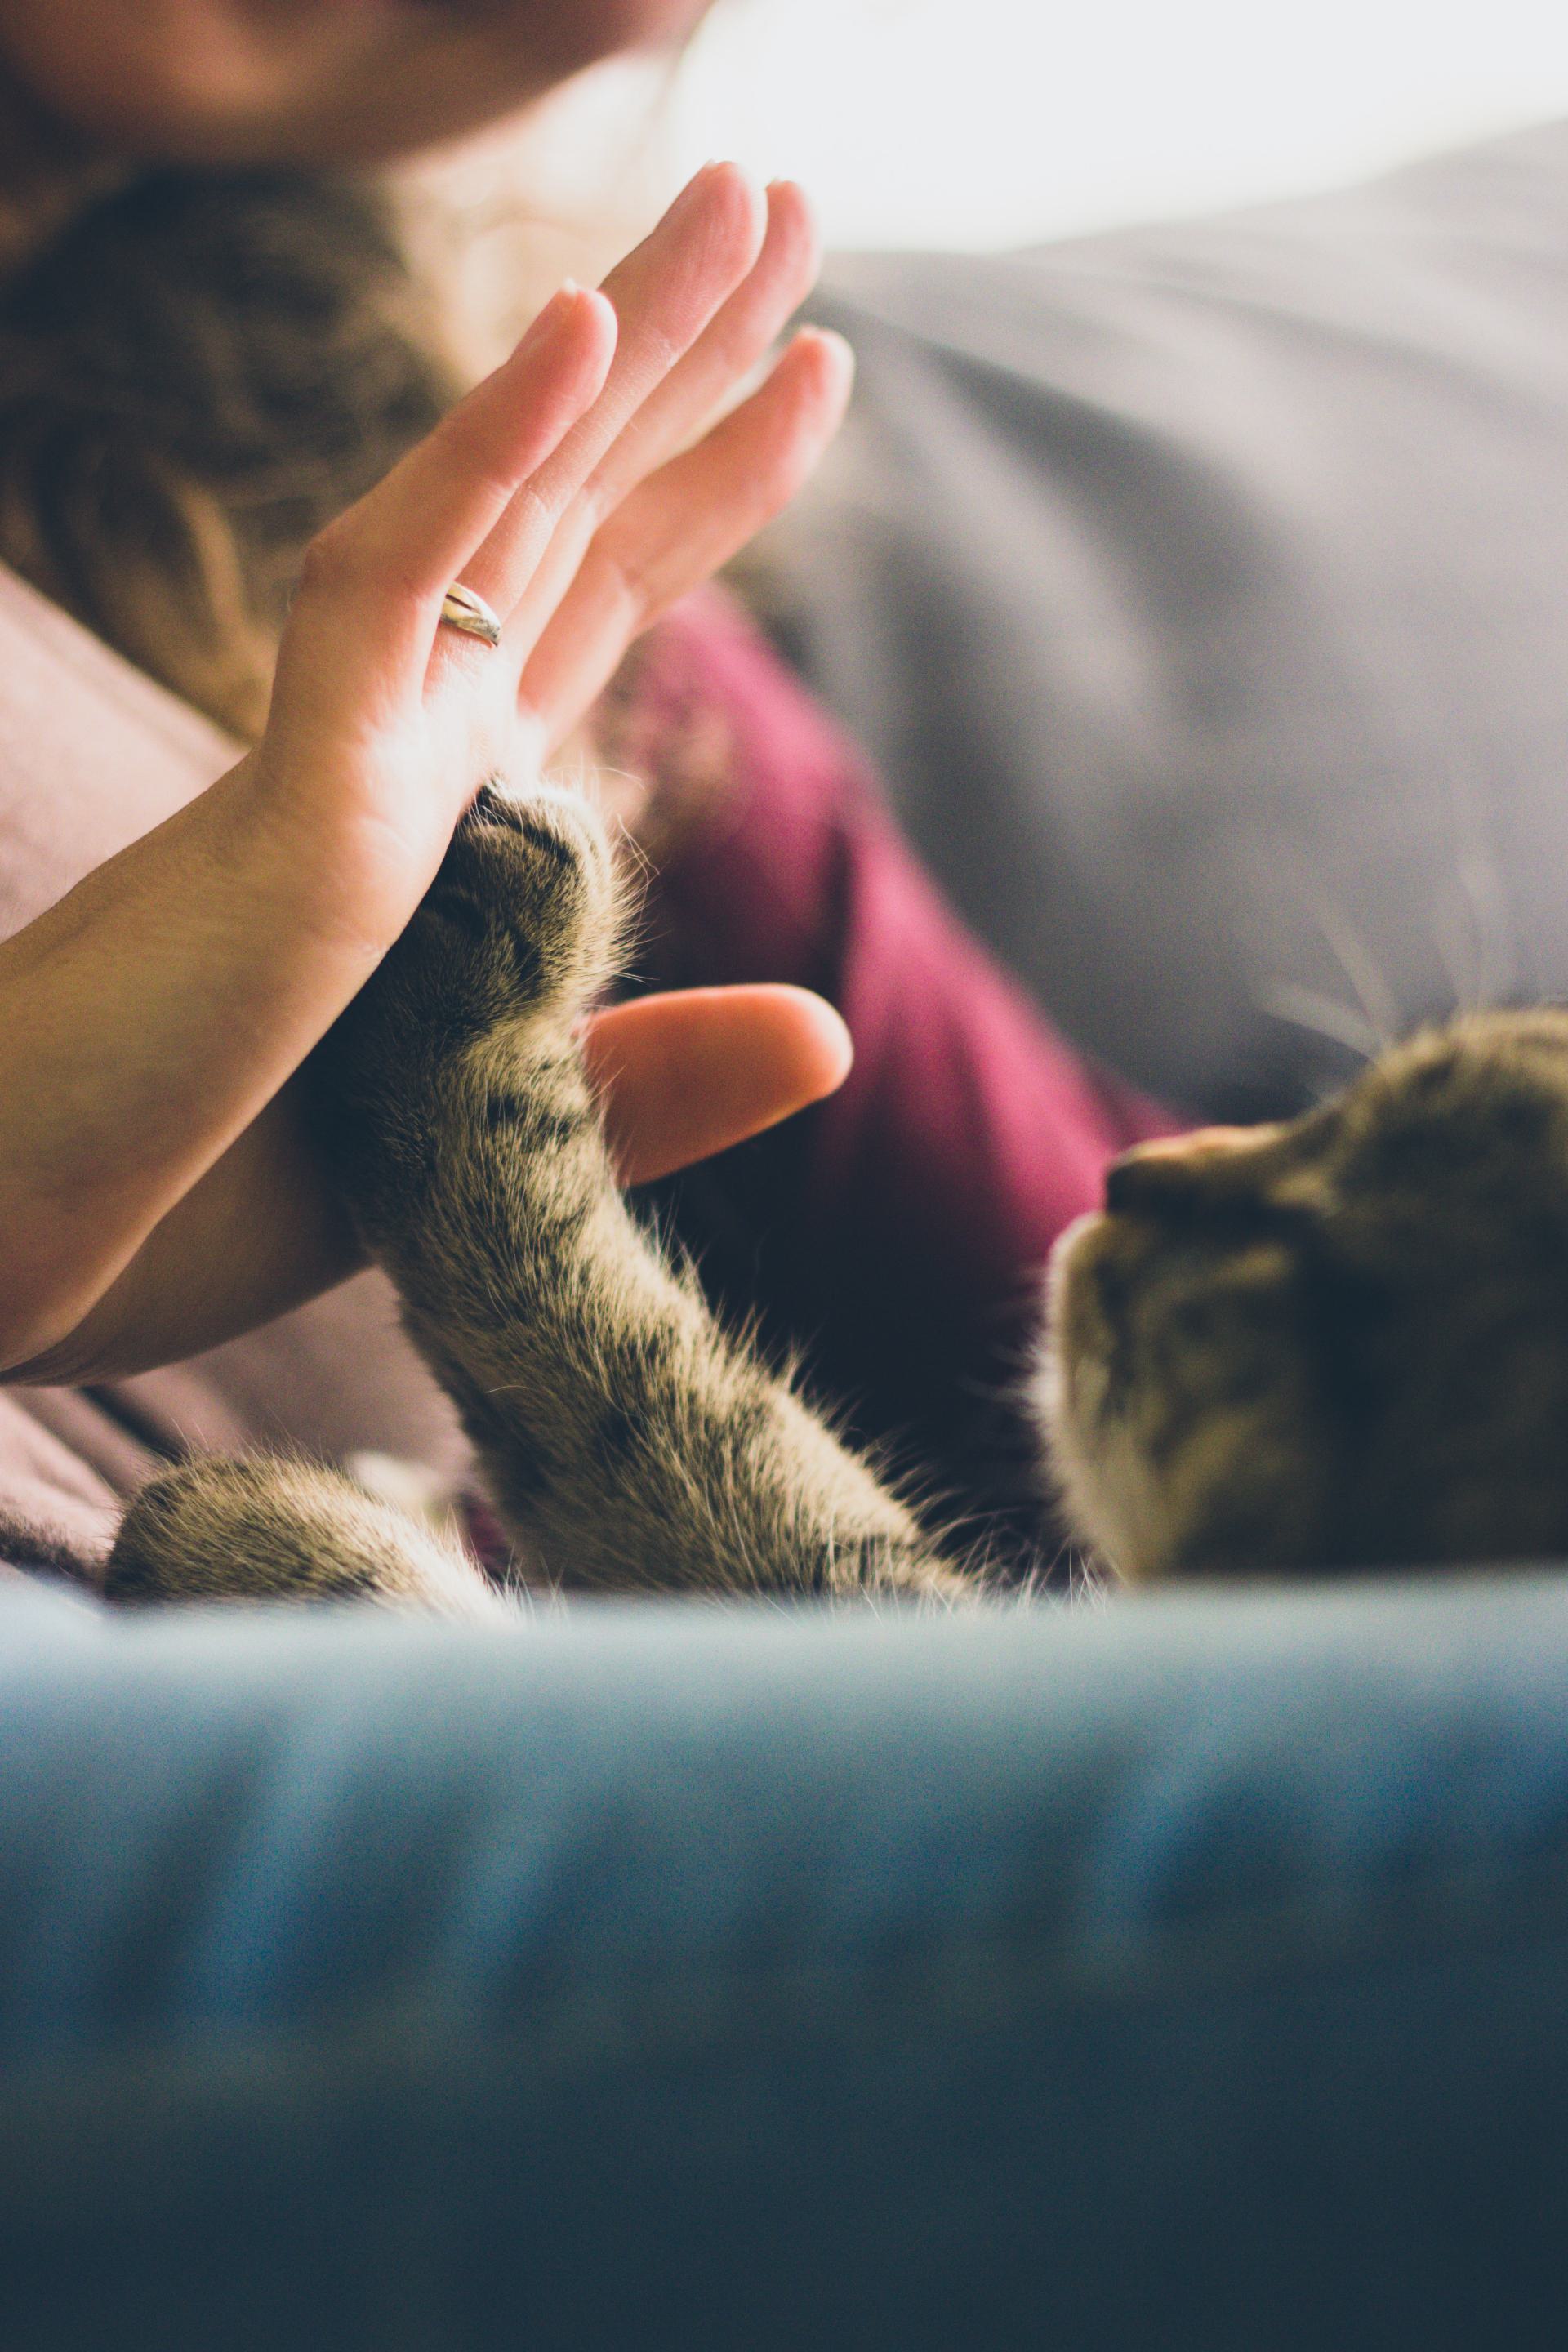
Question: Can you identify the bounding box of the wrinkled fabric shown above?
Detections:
[634,595,1169,1538]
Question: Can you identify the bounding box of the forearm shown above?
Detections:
[0,759,384,1372]
[400,1143,955,1601]
[4,1080,364,1385]
[307,791,962,1605]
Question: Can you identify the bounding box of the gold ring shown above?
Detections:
[439,581,502,648]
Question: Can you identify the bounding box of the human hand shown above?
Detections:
[252,163,850,947]
[0,165,854,1376]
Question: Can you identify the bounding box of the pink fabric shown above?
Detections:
[635,595,1178,1535]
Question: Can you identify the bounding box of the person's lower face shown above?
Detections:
[0,0,714,166]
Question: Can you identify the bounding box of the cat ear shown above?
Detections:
[1105,1124,1285,1212]
[1104,1121,1343,1223]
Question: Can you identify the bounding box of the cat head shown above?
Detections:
[1036,1009,1568,1582]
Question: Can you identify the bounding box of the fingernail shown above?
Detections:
[685,159,737,198]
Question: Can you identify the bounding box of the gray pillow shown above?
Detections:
[762,119,1568,1116]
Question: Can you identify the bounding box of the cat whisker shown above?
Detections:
[1431,846,1521,1014]
[1437,744,1521,1009]
[1298,885,1401,1048]
[1256,982,1382,1061]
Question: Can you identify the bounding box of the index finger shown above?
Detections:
[272,282,618,723]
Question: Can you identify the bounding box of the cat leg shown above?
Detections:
[312,785,970,1603]
[104,1453,508,1618]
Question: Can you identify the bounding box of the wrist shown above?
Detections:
[1,1082,365,1385]
[225,737,466,968]
[0,753,393,1372]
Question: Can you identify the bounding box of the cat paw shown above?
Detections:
[311,778,619,1159]
[415,781,620,1042]
[104,1454,506,1619]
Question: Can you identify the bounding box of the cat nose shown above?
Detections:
[1103,1128,1257,1213]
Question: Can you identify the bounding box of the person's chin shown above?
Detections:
[0,0,710,171]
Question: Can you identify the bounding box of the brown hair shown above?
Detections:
[0,163,457,737]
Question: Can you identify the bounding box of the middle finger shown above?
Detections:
[501,177,822,662]
[452,163,765,633]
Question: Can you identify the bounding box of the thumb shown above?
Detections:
[582,985,853,1187]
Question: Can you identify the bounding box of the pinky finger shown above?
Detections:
[519,327,855,753]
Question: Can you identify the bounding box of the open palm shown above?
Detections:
[254,164,851,951]
[0,166,857,1383]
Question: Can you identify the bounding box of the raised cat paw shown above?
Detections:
[309,779,620,1220]
[370,778,617,1055]
[412,781,619,1041]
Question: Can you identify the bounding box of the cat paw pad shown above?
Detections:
[430,779,618,1027]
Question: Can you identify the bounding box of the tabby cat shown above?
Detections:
[1042,1004,1568,1583]
[105,777,1568,1610]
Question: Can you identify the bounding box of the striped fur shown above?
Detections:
[106,786,969,1612]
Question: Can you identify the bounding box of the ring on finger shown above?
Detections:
[439,581,503,648]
